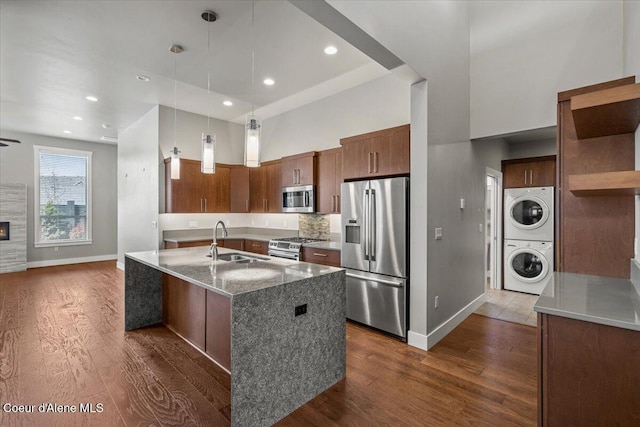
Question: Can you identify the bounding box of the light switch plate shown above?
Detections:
[435,227,443,240]
[188,221,198,228]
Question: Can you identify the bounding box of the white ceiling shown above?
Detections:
[0,0,387,144]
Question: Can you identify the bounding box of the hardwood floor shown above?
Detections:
[0,262,537,426]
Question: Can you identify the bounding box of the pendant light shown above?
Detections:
[170,44,183,180]
[244,0,261,168]
[201,10,218,174]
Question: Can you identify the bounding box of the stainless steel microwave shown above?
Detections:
[282,185,315,213]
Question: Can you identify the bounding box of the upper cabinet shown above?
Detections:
[502,156,556,189]
[317,148,342,214]
[340,124,410,180]
[165,159,230,213]
[229,166,250,213]
[571,83,640,140]
[281,152,316,187]
[249,160,282,213]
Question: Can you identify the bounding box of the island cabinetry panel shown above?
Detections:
[244,239,268,255]
[317,148,342,214]
[162,274,206,350]
[340,124,410,180]
[538,313,640,426]
[206,290,231,372]
[230,166,250,213]
[301,247,340,267]
[281,152,316,187]
[249,160,282,212]
[164,158,230,213]
[502,156,556,188]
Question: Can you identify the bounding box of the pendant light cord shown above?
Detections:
[174,50,177,149]
[207,15,211,134]
[251,0,255,116]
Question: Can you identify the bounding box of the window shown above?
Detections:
[34,146,92,247]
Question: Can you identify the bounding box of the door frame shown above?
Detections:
[485,167,503,290]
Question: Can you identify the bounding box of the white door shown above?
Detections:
[485,168,502,290]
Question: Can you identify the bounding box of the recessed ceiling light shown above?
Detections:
[101,123,112,129]
[324,46,338,55]
[86,95,98,102]
[136,75,150,82]
[63,130,72,134]
[223,100,233,106]
[73,116,83,121]
[263,78,275,86]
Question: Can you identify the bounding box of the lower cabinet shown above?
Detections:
[301,247,340,267]
[244,239,268,255]
[162,274,231,372]
[164,239,213,249]
[223,239,245,251]
[162,274,207,350]
[538,313,640,425]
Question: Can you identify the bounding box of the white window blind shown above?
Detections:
[34,146,92,247]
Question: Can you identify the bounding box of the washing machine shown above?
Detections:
[504,239,554,295]
[504,186,554,241]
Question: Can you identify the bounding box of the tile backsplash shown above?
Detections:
[299,213,330,240]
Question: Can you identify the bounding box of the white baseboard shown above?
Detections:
[408,293,487,351]
[116,261,125,271]
[27,254,117,269]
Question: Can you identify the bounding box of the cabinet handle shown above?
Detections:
[530,170,533,185]
[246,200,249,212]
[374,152,378,173]
[336,195,340,212]
[313,253,328,257]
[292,169,296,184]
[368,152,372,173]
[204,199,207,212]
[332,195,336,212]
[200,198,203,212]
[252,243,261,248]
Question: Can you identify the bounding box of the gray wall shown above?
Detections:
[0,130,117,264]
[117,106,160,266]
[507,138,556,160]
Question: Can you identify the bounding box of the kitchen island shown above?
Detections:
[124,246,346,427]
[534,265,640,426]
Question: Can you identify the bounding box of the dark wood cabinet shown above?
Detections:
[340,124,410,180]
[165,158,230,213]
[281,152,316,187]
[162,274,206,350]
[538,313,640,426]
[205,290,231,372]
[249,160,282,212]
[301,247,340,267]
[244,239,268,255]
[230,166,250,213]
[502,156,556,189]
[317,148,342,214]
[223,239,244,251]
[164,239,213,249]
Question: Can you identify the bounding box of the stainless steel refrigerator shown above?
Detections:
[341,177,408,339]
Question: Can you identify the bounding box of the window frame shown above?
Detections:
[33,145,93,247]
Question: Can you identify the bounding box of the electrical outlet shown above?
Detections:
[460,198,465,209]
[265,220,269,226]
[151,221,157,229]
[435,296,439,309]
[54,246,59,252]
[189,221,198,228]
[435,227,443,240]
[295,304,307,317]
[283,220,288,228]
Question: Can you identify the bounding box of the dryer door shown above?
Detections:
[508,248,549,283]
[509,196,550,230]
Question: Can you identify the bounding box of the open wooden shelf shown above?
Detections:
[571,82,640,139]
[569,170,640,196]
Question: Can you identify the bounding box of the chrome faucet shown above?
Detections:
[210,221,228,261]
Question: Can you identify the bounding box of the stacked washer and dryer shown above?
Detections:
[504,187,554,295]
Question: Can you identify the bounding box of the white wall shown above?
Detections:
[508,138,556,160]
[117,106,160,266]
[261,73,410,160]
[471,0,624,139]
[624,0,640,258]
[0,130,117,266]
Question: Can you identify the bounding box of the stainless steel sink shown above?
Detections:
[206,252,268,263]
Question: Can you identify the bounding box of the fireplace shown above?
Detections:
[0,222,9,241]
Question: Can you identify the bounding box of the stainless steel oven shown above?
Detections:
[282,185,315,213]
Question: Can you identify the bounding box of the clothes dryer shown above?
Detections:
[505,186,554,241]
[504,239,554,295]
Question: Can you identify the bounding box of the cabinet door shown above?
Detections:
[503,162,530,188]
[317,150,337,214]
[281,157,298,187]
[244,239,268,255]
[266,162,282,213]
[249,167,266,212]
[371,126,410,177]
[162,275,206,350]
[166,160,204,213]
[301,247,341,267]
[341,139,372,180]
[230,167,250,213]
[334,149,342,213]
[296,155,315,185]
[203,166,230,213]
[223,239,244,251]
[205,290,231,372]
[530,159,556,187]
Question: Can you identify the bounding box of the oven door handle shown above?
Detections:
[268,249,300,261]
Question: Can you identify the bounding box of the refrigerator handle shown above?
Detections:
[304,191,309,207]
[370,189,376,261]
[363,189,369,260]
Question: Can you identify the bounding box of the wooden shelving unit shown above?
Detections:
[568,170,640,196]
[571,82,640,139]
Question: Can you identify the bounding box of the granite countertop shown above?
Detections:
[302,241,342,251]
[534,272,640,332]
[126,246,342,297]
